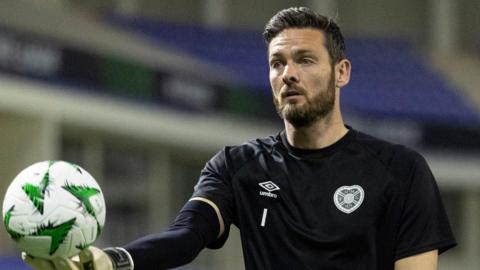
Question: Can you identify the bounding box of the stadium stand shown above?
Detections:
[109,16,480,125]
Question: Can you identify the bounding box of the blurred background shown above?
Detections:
[0,0,479,269]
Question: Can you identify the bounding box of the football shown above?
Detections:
[2,160,106,259]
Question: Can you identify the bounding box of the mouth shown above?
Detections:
[281,89,303,100]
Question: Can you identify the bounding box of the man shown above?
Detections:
[25,6,456,270]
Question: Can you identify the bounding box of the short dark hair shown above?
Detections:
[263,7,346,64]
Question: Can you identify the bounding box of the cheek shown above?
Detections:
[269,69,277,82]
[308,69,332,90]
[269,71,282,94]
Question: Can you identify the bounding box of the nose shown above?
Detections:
[282,63,299,85]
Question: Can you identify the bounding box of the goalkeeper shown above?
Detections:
[24,6,456,270]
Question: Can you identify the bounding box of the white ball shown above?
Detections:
[2,160,106,259]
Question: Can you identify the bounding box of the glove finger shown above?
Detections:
[79,247,94,262]
[22,252,56,270]
[52,257,81,270]
[71,254,81,263]
[79,248,95,270]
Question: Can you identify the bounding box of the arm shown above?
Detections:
[123,198,224,269]
[393,153,456,265]
[24,198,225,270]
[190,197,225,237]
[394,250,438,270]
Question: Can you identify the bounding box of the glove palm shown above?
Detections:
[23,246,113,270]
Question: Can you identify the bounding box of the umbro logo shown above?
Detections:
[259,181,280,199]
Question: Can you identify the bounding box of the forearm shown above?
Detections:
[124,227,204,269]
[123,200,220,269]
[394,250,438,270]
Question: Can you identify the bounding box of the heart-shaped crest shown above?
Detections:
[333,185,364,214]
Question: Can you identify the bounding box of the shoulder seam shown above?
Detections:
[226,140,280,180]
[351,139,392,170]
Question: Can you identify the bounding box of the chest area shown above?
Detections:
[231,151,397,231]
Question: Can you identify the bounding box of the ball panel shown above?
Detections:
[17,236,52,258]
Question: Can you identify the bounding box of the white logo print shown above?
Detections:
[259,181,280,198]
[333,185,364,214]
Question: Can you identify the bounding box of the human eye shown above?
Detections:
[299,57,315,65]
[269,59,284,69]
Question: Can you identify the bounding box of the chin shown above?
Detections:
[282,103,305,114]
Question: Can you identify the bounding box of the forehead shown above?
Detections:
[268,28,328,57]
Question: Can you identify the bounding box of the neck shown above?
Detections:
[284,109,348,149]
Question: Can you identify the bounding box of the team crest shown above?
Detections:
[333,185,364,214]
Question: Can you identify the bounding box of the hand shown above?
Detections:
[22,246,114,270]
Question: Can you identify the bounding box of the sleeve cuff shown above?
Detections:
[104,247,135,270]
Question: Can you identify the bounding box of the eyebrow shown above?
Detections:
[269,48,315,59]
[293,49,315,56]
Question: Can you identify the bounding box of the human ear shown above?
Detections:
[335,59,351,88]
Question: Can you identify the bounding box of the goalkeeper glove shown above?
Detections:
[22,246,133,270]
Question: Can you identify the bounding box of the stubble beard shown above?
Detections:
[273,71,336,128]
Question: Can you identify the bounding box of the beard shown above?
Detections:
[273,70,336,127]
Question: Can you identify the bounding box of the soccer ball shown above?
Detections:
[2,160,106,259]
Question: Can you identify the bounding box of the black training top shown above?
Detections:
[193,128,456,270]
